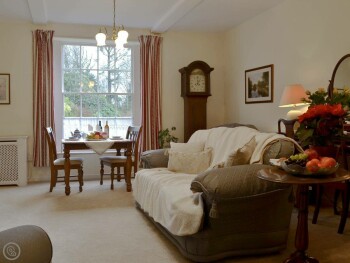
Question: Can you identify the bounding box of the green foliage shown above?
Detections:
[158,127,178,148]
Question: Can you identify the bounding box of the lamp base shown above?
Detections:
[286,109,301,120]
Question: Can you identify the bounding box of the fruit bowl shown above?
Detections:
[281,161,339,177]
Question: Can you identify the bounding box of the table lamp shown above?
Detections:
[279,84,309,120]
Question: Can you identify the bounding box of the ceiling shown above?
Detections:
[0,0,285,33]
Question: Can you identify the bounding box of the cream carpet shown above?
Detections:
[0,181,349,263]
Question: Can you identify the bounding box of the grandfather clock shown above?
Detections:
[179,61,214,141]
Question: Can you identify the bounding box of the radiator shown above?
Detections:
[0,136,28,186]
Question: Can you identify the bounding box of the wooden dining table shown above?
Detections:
[61,139,133,195]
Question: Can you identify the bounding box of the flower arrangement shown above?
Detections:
[295,88,349,147]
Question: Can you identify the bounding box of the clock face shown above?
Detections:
[189,70,206,92]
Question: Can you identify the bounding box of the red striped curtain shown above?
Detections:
[33,30,55,167]
[139,35,162,152]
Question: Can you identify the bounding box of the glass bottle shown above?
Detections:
[104,121,110,138]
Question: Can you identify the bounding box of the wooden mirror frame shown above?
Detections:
[328,54,350,97]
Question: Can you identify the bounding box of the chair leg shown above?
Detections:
[117,167,121,182]
[100,161,104,185]
[53,171,58,187]
[78,166,83,192]
[338,181,350,234]
[312,184,324,224]
[110,167,115,190]
[49,169,56,192]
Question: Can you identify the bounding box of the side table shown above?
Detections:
[257,167,350,263]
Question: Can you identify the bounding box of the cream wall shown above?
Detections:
[0,22,225,181]
[225,0,350,132]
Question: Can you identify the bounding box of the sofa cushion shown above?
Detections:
[170,142,204,153]
[168,148,212,174]
[225,137,256,166]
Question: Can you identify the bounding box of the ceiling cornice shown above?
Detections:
[27,0,48,24]
[151,0,203,33]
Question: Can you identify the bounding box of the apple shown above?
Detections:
[306,159,321,173]
[304,149,319,161]
[319,157,337,168]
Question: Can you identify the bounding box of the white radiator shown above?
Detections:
[0,136,28,186]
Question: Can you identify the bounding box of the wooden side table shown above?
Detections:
[257,167,350,263]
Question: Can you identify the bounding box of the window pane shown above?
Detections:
[117,95,132,117]
[113,71,131,93]
[99,46,115,70]
[116,48,131,70]
[81,70,97,92]
[82,94,99,117]
[81,46,98,69]
[63,45,80,69]
[64,94,81,117]
[100,94,117,117]
[98,70,112,93]
[63,69,80,92]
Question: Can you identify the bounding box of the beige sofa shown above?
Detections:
[134,125,298,262]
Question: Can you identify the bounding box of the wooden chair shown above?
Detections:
[99,126,142,190]
[312,141,350,234]
[44,127,84,192]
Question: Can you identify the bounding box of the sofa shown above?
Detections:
[134,125,300,262]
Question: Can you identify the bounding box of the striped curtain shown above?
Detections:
[33,30,55,167]
[139,35,163,152]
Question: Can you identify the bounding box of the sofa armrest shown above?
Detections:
[0,225,52,263]
[191,164,290,198]
[140,149,169,168]
[191,164,293,219]
[262,139,296,164]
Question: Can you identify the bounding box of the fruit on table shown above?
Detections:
[306,159,321,173]
[319,157,337,168]
[86,131,104,139]
[304,149,319,160]
[285,153,308,167]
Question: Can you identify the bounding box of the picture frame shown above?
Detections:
[0,73,10,104]
[245,64,273,104]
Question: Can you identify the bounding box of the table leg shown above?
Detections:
[63,147,71,196]
[124,145,132,192]
[285,184,318,263]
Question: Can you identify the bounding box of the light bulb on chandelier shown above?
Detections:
[95,0,128,48]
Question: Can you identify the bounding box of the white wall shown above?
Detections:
[0,22,226,181]
[225,0,350,132]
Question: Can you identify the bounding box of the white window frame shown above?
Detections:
[53,37,140,152]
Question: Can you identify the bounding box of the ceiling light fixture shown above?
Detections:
[95,0,129,48]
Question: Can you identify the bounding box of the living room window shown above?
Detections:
[53,39,140,151]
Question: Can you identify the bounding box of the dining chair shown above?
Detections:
[99,126,142,190]
[44,127,84,192]
[312,141,350,234]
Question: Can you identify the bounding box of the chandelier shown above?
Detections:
[95,0,129,48]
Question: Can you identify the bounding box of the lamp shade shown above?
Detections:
[279,84,308,107]
[279,84,309,120]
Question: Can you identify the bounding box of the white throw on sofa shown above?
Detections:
[133,126,299,236]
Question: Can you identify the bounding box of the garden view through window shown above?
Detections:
[62,44,134,139]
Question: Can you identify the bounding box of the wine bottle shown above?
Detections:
[104,121,110,138]
[98,121,102,132]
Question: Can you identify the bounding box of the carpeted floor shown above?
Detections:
[0,180,349,263]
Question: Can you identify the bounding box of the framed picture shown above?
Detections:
[245,64,273,104]
[0,73,10,104]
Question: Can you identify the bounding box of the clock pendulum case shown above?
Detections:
[179,60,214,142]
